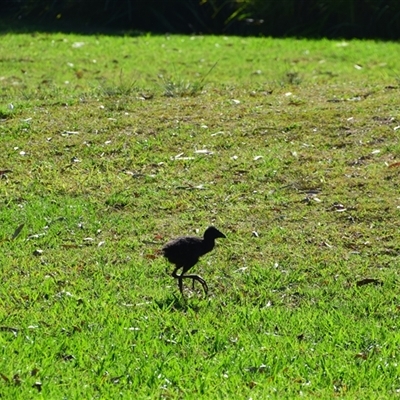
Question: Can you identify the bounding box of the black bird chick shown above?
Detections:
[162,226,226,295]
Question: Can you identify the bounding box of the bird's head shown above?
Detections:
[204,226,226,240]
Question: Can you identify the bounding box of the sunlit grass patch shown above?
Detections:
[0,32,400,398]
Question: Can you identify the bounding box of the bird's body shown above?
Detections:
[162,226,226,295]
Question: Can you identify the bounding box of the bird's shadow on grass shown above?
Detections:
[154,293,206,313]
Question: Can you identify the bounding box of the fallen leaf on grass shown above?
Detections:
[138,93,153,100]
[173,152,194,160]
[0,326,18,336]
[175,184,205,190]
[388,162,400,168]
[55,290,73,299]
[0,372,9,382]
[0,169,12,176]
[211,131,224,136]
[33,249,43,256]
[11,223,24,240]
[327,203,346,212]
[146,251,160,259]
[60,354,75,362]
[111,375,123,384]
[355,352,368,360]
[194,149,214,155]
[61,131,79,136]
[248,381,257,389]
[26,233,46,241]
[32,382,42,392]
[72,42,85,48]
[245,364,268,373]
[356,278,383,287]
[13,374,22,385]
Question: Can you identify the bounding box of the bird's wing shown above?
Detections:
[162,237,202,265]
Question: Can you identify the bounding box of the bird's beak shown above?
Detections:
[218,232,226,239]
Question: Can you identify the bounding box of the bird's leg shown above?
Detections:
[171,267,207,295]
[171,266,184,294]
[178,276,184,294]
[182,274,208,295]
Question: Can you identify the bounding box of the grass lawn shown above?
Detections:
[1,31,400,398]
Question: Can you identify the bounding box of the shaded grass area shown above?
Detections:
[1,33,400,398]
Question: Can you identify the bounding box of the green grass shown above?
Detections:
[1,31,400,398]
